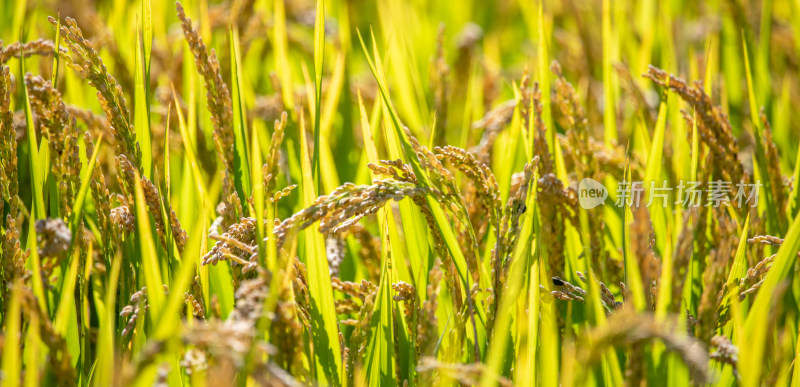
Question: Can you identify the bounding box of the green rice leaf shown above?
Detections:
[357,28,487,340]
[360,87,430,301]
[133,171,165,322]
[789,140,800,220]
[23,301,42,387]
[172,86,208,208]
[230,26,252,211]
[537,3,554,153]
[602,0,617,145]
[134,24,152,178]
[51,13,60,86]
[94,252,122,387]
[482,173,537,386]
[299,111,342,385]
[364,215,396,386]
[20,56,49,314]
[312,0,325,189]
[53,247,82,366]
[647,99,671,316]
[70,135,103,237]
[153,249,196,339]
[742,209,800,385]
[142,0,152,68]
[21,57,44,220]
[272,0,294,111]
[743,35,783,234]
[2,281,22,387]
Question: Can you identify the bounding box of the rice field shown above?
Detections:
[1,0,800,385]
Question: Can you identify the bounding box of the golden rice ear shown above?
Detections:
[48,15,141,169]
[25,74,82,218]
[696,207,735,343]
[644,66,744,186]
[272,179,431,248]
[548,61,607,273]
[262,111,288,196]
[176,1,239,227]
[141,172,187,252]
[0,45,27,311]
[48,13,186,257]
[82,130,116,256]
[0,39,66,64]
[760,109,787,214]
[0,49,16,204]
[176,1,234,175]
[435,144,501,254]
[578,311,710,384]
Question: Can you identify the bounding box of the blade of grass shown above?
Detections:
[724,214,751,297]
[133,171,165,322]
[251,120,266,267]
[53,247,82,366]
[363,216,396,386]
[21,56,44,220]
[359,90,418,380]
[790,140,800,220]
[622,159,647,311]
[230,26,252,211]
[537,218,559,387]
[516,259,540,385]
[537,2,554,153]
[741,210,800,385]
[312,0,325,189]
[23,301,41,387]
[299,110,342,385]
[20,55,48,314]
[70,135,103,237]
[358,28,487,338]
[153,249,196,339]
[318,52,345,194]
[171,86,208,209]
[481,173,537,386]
[272,0,294,112]
[360,89,430,300]
[684,111,701,313]
[164,105,171,203]
[134,22,152,177]
[2,280,22,387]
[94,252,122,387]
[743,35,783,234]
[602,0,617,145]
[9,0,26,42]
[710,216,751,383]
[793,317,800,386]
[142,0,152,68]
[51,13,60,87]
[79,235,95,384]
[647,99,671,317]
[755,0,772,107]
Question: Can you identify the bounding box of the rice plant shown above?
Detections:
[1,0,800,385]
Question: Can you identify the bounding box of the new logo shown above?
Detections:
[578,178,608,209]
